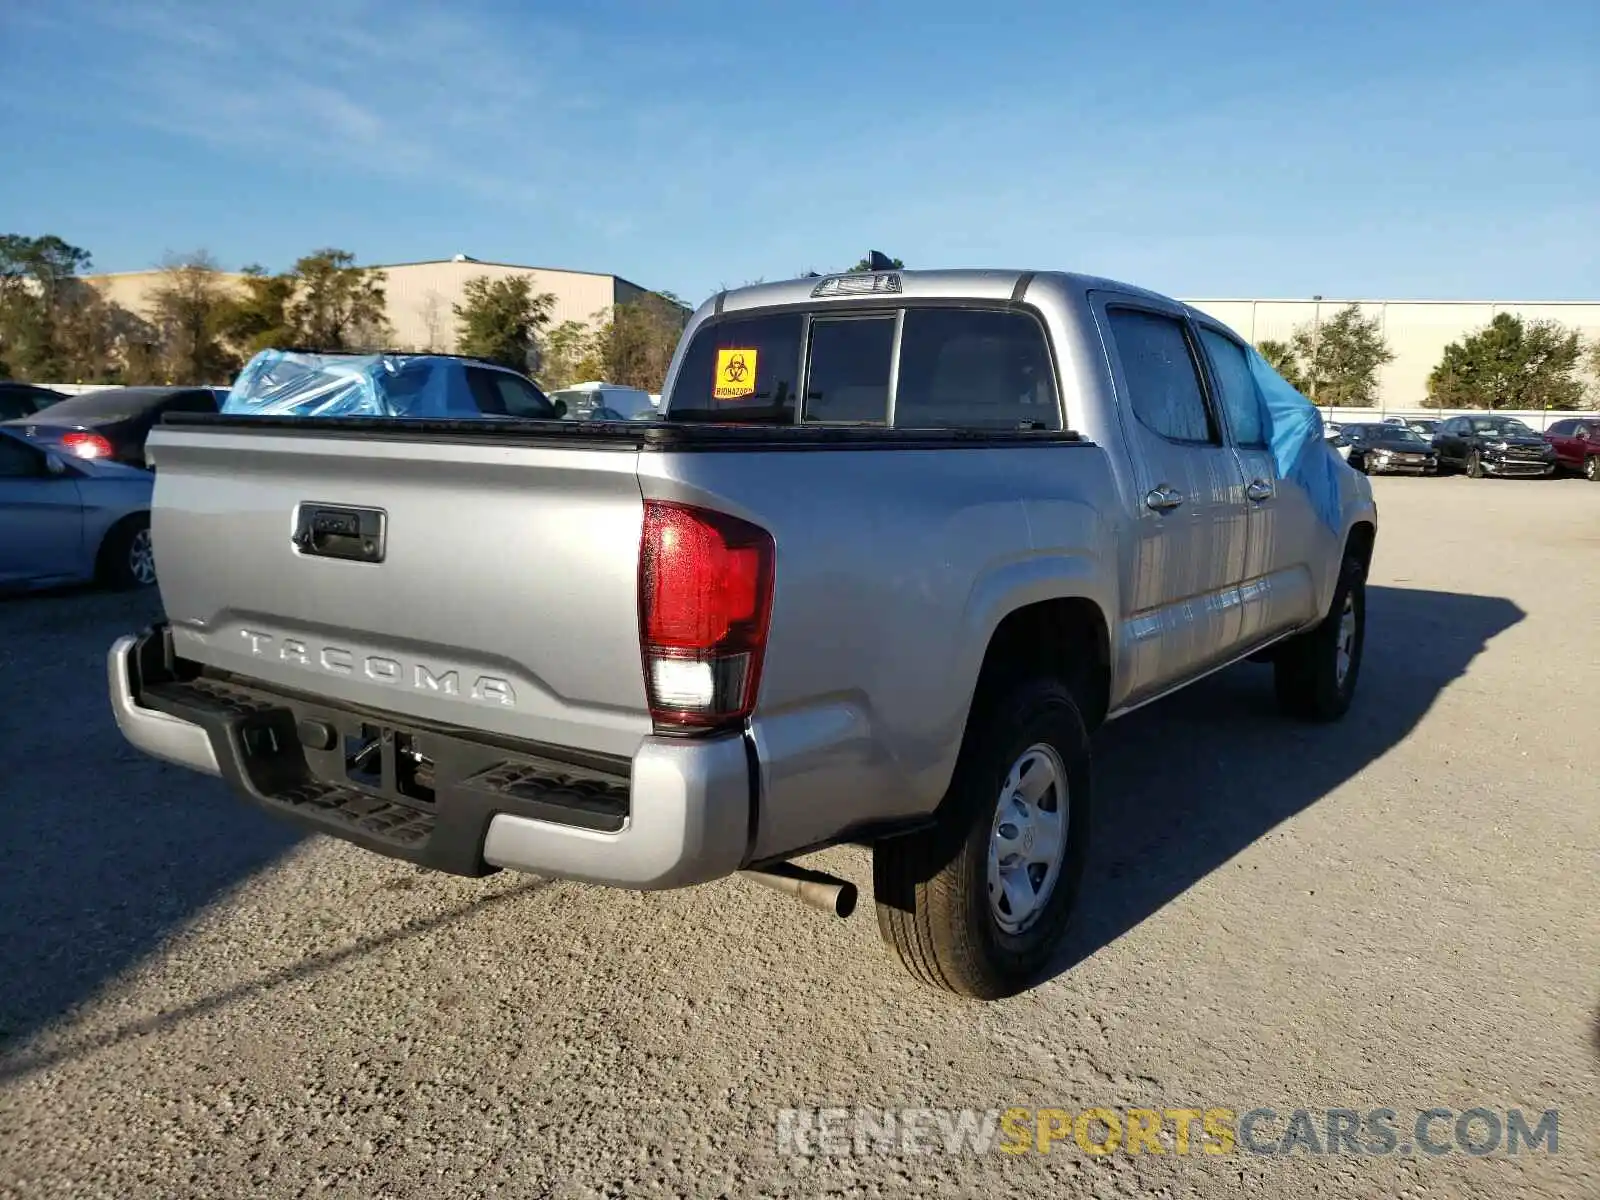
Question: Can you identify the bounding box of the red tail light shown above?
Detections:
[61,431,114,460]
[639,500,774,730]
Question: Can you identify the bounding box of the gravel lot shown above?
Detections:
[2,475,1596,1199]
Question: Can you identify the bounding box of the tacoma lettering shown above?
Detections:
[239,629,516,706]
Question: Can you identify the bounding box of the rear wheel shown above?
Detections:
[873,678,1092,1000]
[1587,456,1599,482]
[98,515,157,589]
[1274,553,1366,722]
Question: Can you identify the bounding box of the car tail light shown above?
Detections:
[638,500,774,731]
[61,431,113,460]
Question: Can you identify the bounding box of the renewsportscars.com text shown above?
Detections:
[775,1105,1560,1158]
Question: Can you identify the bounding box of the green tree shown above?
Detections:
[1254,338,1308,393]
[453,275,555,371]
[54,281,126,382]
[0,234,95,378]
[145,251,240,383]
[1290,304,1394,407]
[218,265,297,357]
[1426,313,1585,411]
[286,248,391,351]
[537,318,604,390]
[591,291,689,391]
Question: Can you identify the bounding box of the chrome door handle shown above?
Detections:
[1246,479,1274,502]
[1144,486,1184,512]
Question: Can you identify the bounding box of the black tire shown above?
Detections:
[873,678,1092,1000]
[1586,456,1599,482]
[98,514,157,590]
[1466,450,1485,479]
[1274,553,1366,722]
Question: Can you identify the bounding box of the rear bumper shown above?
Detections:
[108,627,752,889]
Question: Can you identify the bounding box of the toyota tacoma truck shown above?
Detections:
[109,269,1377,1000]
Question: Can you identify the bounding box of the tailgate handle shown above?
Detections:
[293,503,387,564]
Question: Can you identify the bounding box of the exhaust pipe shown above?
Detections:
[739,862,858,918]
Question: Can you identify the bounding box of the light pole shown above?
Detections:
[1310,295,1323,409]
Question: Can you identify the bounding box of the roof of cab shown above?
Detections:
[710,268,1184,317]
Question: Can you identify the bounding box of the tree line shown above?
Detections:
[1254,303,1600,411]
[0,233,689,393]
[6,234,1594,408]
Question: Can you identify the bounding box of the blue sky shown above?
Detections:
[3,0,1596,304]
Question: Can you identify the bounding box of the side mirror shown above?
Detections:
[552,399,567,418]
[45,453,69,477]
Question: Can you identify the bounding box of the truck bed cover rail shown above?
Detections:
[157,411,1087,452]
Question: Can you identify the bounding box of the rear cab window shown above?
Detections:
[667,314,802,423]
[665,306,1060,429]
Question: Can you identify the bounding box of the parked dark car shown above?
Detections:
[1336,423,1439,475]
[0,382,68,421]
[1543,417,1600,481]
[2,386,220,469]
[1431,414,1557,478]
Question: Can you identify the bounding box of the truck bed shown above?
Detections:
[147,413,1095,758]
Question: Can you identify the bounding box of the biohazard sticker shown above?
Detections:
[713,348,758,400]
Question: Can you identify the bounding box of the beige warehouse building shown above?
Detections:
[88,255,668,353]
[86,261,1599,407]
[1184,297,1600,410]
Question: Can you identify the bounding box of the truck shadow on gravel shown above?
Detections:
[1046,584,1524,981]
[0,587,305,1057]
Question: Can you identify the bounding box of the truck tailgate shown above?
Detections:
[147,423,653,758]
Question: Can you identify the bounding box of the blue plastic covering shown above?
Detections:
[223,350,481,418]
[1245,347,1345,534]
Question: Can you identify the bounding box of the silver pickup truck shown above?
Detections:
[109,269,1376,1000]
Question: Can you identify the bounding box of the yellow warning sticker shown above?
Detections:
[713,348,758,400]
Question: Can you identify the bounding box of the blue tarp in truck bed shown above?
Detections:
[223,350,481,418]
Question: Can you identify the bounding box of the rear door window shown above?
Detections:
[0,434,44,477]
[466,368,556,418]
[492,373,556,418]
[895,308,1059,430]
[667,314,802,422]
[803,316,895,424]
[159,390,221,415]
[1195,327,1267,448]
[1105,308,1218,444]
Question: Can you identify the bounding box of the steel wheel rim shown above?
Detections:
[1588,458,1598,480]
[129,527,156,585]
[987,743,1069,936]
[1335,593,1356,687]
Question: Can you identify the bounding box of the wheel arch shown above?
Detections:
[1343,519,1376,575]
[967,595,1112,737]
[95,509,152,582]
